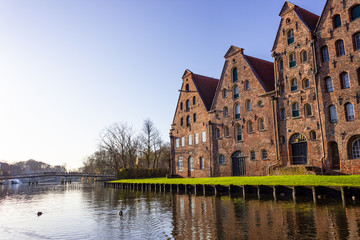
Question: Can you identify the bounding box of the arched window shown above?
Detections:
[244,80,250,91]
[193,96,196,105]
[247,121,253,133]
[290,78,298,91]
[310,131,316,140]
[186,100,190,111]
[303,78,310,89]
[329,105,337,123]
[333,14,341,28]
[301,50,308,63]
[321,46,329,63]
[223,107,228,117]
[185,84,190,92]
[215,128,220,139]
[287,29,294,45]
[278,59,283,71]
[199,157,204,169]
[180,102,183,110]
[188,157,194,171]
[336,40,345,56]
[289,52,296,68]
[304,104,312,117]
[326,77,334,92]
[186,115,191,126]
[292,102,299,117]
[233,85,239,99]
[178,157,183,171]
[224,126,229,137]
[341,72,350,89]
[354,33,360,50]
[352,138,360,159]
[222,89,227,98]
[219,154,225,164]
[286,18,291,24]
[250,151,255,160]
[180,118,184,126]
[193,113,197,123]
[235,124,242,141]
[258,118,264,131]
[345,103,355,121]
[232,68,238,82]
[245,99,251,111]
[350,5,360,21]
[234,103,240,119]
[261,150,268,160]
[280,108,286,121]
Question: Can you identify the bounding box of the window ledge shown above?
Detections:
[292,116,302,119]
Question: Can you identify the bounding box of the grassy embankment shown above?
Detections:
[110,175,360,187]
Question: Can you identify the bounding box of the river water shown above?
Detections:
[0,183,360,240]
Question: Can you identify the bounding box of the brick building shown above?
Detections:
[170,0,360,177]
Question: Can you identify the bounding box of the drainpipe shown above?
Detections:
[311,37,326,175]
[169,132,175,175]
[208,121,213,177]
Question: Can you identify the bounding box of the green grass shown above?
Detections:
[109,175,360,187]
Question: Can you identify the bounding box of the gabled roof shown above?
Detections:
[192,73,219,111]
[244,55,275,92]
[315,0,331,31]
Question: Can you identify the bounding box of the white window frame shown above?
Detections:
[175,138,180,148]
[188,135,192,146]
[178,157,183,171]
[181,137,185,147]
[202,131,206,143]
[199,157,204,169]
[194,133,199,145]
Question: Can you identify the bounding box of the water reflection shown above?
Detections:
[1,183,360,239]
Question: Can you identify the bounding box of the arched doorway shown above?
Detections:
[231,151,245,176]
[290,133,307,165]
[329,142,340,170]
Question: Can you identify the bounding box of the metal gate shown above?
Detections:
[232,151,246,176]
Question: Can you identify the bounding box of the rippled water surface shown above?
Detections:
[1,183,360,239]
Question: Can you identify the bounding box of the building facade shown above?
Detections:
[170,0,360,177]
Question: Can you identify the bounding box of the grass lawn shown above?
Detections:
[110,175,360,187]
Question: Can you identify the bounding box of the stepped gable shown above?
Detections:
[192,73,219,111]
[244,55,275,92]
[295,6,320,31]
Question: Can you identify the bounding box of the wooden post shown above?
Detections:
[242,186,246,199]
[257,186,261,200]
[292,186,296,203]
[312,187,317,204]
[273,186,277,201]
[341,187,345,206]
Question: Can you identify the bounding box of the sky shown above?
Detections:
[0,0,326,169]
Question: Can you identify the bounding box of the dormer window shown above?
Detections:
[333,14,341,29]
[287,29,294,45]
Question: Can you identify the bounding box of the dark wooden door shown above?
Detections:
[232,156,246,176]
[330,142,340,170]
[291,142,307,165]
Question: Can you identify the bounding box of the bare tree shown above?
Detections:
[140,119,163,169]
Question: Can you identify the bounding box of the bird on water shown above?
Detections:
[118,211,123,216]
[37,212,42,217]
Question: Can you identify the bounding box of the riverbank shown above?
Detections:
[110,175,360,187]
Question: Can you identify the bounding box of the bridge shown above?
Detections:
[0,172,116,180]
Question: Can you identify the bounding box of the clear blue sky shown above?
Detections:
[0,0,326,169]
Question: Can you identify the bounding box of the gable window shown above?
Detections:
[289,52,296,68]
[235,124,242,141]
[326,77,334,92]
[257,100,263,107]
[278,59,284,71]
[247,121,253,133]
[233,85,239,99]
[234,103,240,120]
[303,78,310,89]
[345,103,355,121]
[301,50,308,63]
[244,80,250,91]
[222,89,227,98]
[186,100,190,111]
[287,29,294,45]
[341,72,350,89]
[185,84,190,92]
[245,99,251,111]
[258,118,264,131]
[188,135,192,146]
[292,102,299,117]
[219,154,225,165]
[180,118,184,126]
[223,107,228,117]
[336,40,345,57]
[353,138,360,159]
[304,104,312,117]
[202,131,206,142]
[199,157,204,170]
[193,96,196,105]
[193,113,197,123]
[261,150,268,160]
[280,108,286,121]
[180,102,183,110]
[333,14,341,28]
[178,157,183,171]
[250,151,255,160]
[351,5,360,21]
[176,138,180,148]
[186,115,190,126]
[215,128,220,139]
[194,133,199,144]
[321,46,329,63]
[290,78,298,91]
[232,68,238,82]
[354,33,360,50]
[224,126,229,137]
[329,105,338,123]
